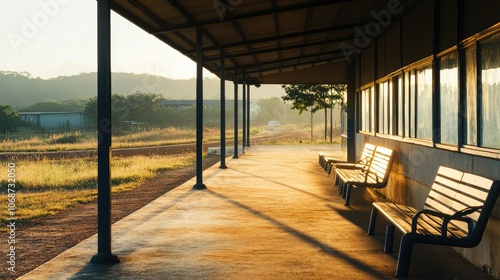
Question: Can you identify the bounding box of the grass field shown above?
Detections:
[0,154,197,223]
[0,127,244,152]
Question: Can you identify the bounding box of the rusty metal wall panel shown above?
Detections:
[463,0,500,39]
[354,56,361,90]
[440,0,457,51]
[377,34,386,79]
[385,22,402,74]
[360,44,375,87]
[401,0,433,66]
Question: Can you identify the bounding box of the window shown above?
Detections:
[403,70,416,138]
[378,81,390,134]
[439,52,459,145]
[360,29,500,155]
[360,86,374,132]
[397,75,404,136]
[464,46,477,146]
[480,33,500,149]
[416,64,433,140]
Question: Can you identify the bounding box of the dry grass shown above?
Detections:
[0,128,229,152]
[0,154,196,223]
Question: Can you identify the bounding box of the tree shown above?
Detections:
[83,92,170,130]
[254,97,287,125]
[0,105,20,132]
[281,84,345,140]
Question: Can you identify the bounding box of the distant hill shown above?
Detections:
[0,71,285,108]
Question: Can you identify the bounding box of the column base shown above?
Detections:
[90,253,120,265]
[193,183,207,190]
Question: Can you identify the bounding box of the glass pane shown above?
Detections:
[440,52,459,145]
[398,75,404,136]
[417,64,433,140]
[465,46,477,145]
[410,70,416,138]
[480,33,500,149]
[361,90,366,131]
[378,83,385,133]
[389,79,393,135]
[361,88,371,132]
[378,82,389,134]
[404,72,410,137]
[370,86,375,132]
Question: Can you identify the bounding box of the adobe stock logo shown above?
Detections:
[340,0,404,62]
[7,0,72,53]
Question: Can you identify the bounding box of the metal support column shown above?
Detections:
[193,26,206,190]
[246,84,251,147]
[242,78,246,153]
[219,51,227,169]
[233,71,239,158]
[91,0,119,265]
[347,62,356,163]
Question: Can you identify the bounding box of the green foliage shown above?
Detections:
[281,84,346,113]
[82,92,225,130]
[0,104,20,132]
[21,100,87,112]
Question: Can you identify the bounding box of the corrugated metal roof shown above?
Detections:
[110,0,415,84]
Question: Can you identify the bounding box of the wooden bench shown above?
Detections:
[334,145,395,206]
[367,166,500,277]
[318,152,347,171]
[319,143,376,175]
[329,143,376,175]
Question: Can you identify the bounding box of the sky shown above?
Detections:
[0,0,215,80]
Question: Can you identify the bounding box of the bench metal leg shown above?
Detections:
[367,207,378,235]
[395,234,414,277]
[327,163,333,174]
[384,224,394,253]
[344,184,352,206]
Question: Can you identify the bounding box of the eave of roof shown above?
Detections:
[109,0,415,84]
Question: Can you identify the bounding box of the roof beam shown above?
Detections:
[204,35,353,62]
[151,0,355,33]
[228,57,345,77]
[224,49,344,72]
[185,22,364,54]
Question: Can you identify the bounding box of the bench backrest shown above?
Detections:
[425,166,500,241]
[352,143,377,171]
[366,146,395,184]
[424,166,464,215]
[452,174,499,241]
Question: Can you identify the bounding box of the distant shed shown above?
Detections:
[19,112,84,130]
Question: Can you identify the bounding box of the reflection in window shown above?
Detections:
[464,46,477,146]
[480,34,500,149]
[378,81,389,134]
[397,75,404,136]
[440,52,459,145]
[360,87,372,132]
[417,65,432,140]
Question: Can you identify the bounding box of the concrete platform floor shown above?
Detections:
[20,145,493,279]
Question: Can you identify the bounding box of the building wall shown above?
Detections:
[20,112,83,129]
[40,113,83,129]
[350,1,500,277]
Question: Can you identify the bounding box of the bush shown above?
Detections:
[51,134,81,144]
